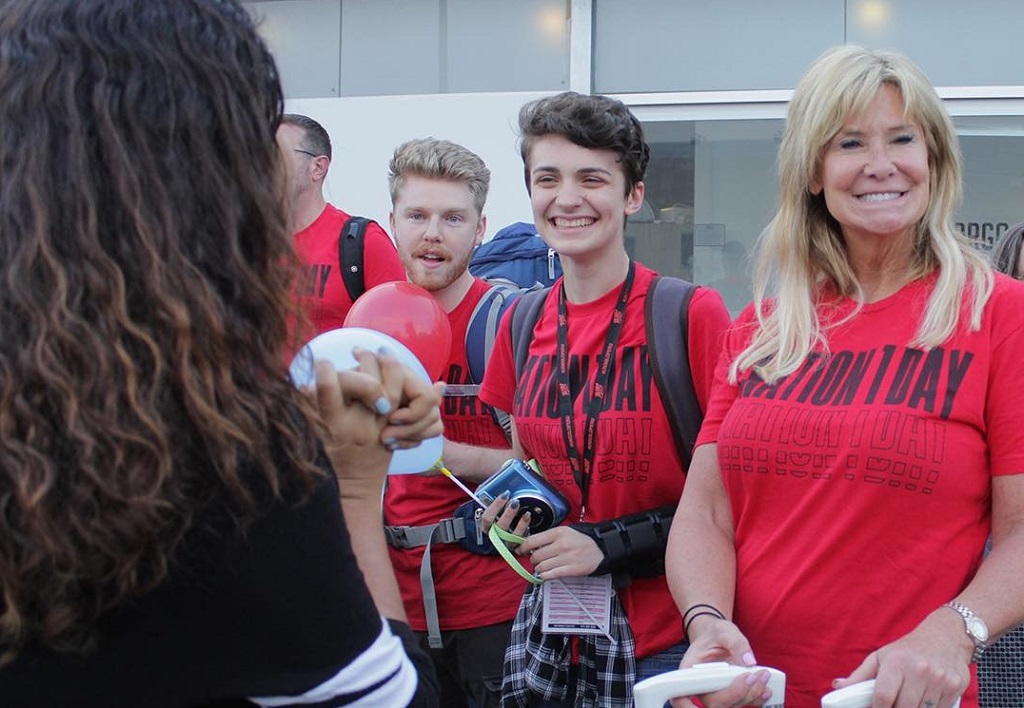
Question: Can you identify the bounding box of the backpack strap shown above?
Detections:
[384,518,468,650]
[339,216,371,302]
[646,276,701,468]
[509,278,700,465]
[443,282,522,440]
[510,287,551,379]
[465,282,520,387]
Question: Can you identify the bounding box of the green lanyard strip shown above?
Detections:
[488,524,542,585]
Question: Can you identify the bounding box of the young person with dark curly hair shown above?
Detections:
[0,0,441,705]
[478,91,731,707]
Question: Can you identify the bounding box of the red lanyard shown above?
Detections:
[555,261,635,521]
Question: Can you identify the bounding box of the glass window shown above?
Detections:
[846,0,1024,86]
[443,0,568,93]
[338,0,441,95]
[247,0,568,98]
[595,0,1024,95]
[344,0,568,96]
[594,0,843,94]
[627,118,780,318]
[956,116,1024,251]
[245,0,343,99]
[632,114,1024,318]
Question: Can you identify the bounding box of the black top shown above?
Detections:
[0,453,438,707]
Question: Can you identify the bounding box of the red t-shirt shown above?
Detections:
[385,278,525,631]
[293,203,406,338]
[479,263,731,659]
[696,273,1024,707]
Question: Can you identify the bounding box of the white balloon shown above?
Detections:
[289,327,443,475]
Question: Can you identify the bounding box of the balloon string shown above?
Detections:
[435,461,488,510]
[434,459,540,583]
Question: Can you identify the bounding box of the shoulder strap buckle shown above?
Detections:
[383,518,467,549]
[339,216,372,302]
[435,516,467,544]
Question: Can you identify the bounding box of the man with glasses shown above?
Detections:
[278,114,406,335]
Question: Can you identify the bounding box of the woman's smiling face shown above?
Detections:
[812,83,931,247]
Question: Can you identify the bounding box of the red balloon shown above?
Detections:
[343,281,452,381]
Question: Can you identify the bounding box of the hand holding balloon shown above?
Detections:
[309,348,444,496]
[378,360,445,453]
[309,354,394,498]
[344,281,452,382]
[290,328,444,474]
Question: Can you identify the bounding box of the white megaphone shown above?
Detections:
[633,662,785,708]
[821,679,961,708]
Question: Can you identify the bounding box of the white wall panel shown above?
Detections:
[282,92,552,240]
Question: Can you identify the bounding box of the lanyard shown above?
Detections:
[555,260,635,521]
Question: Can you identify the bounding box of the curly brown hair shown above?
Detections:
[0,0,322,656]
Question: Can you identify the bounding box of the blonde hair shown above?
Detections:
[733,45,993,383]
[388,137,490,216]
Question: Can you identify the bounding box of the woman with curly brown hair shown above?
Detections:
[0,0,441,705]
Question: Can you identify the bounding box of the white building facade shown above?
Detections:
[245,0,1024,313]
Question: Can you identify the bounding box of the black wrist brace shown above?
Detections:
[572,504,676,580]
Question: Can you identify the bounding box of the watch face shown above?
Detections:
[968,617,989,643]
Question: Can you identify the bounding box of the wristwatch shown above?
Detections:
[943,601,989,663]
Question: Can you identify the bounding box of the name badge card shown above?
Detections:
[541,575,613,637]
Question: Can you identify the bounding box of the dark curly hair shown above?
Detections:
[517,91,651,195]
[0,0,322,657]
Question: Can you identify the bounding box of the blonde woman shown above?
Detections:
[666,46,1024,708]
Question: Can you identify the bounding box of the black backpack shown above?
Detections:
[508,276,702,467]
[338,216,373,301]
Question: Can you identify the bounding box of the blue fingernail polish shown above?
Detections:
[377,345,394,356]
[374,396,392,415]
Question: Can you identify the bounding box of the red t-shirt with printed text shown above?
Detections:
[480,263,731,659]
[293,203,406,338]
[385,278,525,631]
[696,274,1024,707]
